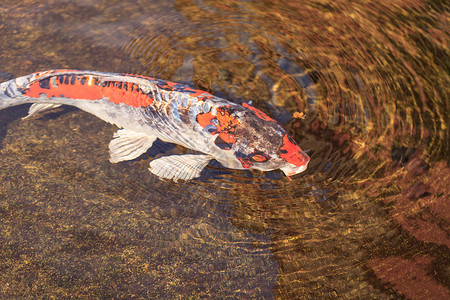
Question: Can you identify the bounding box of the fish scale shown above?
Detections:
[143,87,216,153]
[0,69,309,181]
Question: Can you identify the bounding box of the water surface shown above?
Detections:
[0,0,448,298]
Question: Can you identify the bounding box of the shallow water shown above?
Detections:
[0,0,448,298]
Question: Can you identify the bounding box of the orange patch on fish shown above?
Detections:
[196,111,216,128]
[157,80,214,100]
[216,106,240,130]
[103,81,153,107]
[24,75,103,100]
[252,154,268,162]
[218,132,236,144]
[23,75,154,108]
[196,105,240,147]
[242,103,276,122]
[279,134,308,167]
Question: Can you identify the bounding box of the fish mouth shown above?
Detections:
[281,163,308,177]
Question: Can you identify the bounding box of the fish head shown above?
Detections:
[274,134,310,177]
[209,103,310,177]
[231,129,310,177]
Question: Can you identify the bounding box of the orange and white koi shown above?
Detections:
[0,70,309,181]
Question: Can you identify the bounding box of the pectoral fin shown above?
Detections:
[22,103,62,119]
[149,154,212,182]
[109,129,157,163]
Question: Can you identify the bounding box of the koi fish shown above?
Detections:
[0,70,309,181]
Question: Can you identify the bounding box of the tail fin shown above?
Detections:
[0,75,32,110]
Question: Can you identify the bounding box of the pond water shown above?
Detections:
[0,0,448,298]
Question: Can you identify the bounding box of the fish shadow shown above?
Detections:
[0,105,91,150]
[199,160,235,181]
[0,105,29,148]
[33,106,80,120]
[199,160,286,183]
[0,71,15,81]
[144,139,176,157]
[0,71,20,146]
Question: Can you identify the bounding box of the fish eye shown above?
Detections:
[251,154,269,162]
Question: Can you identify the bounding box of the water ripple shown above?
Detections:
[0,0,448,298]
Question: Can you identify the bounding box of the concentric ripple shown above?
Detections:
[122,0,449,298]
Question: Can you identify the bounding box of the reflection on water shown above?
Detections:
[0,0,448,298]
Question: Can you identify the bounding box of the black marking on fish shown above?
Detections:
[38,78,51,89]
